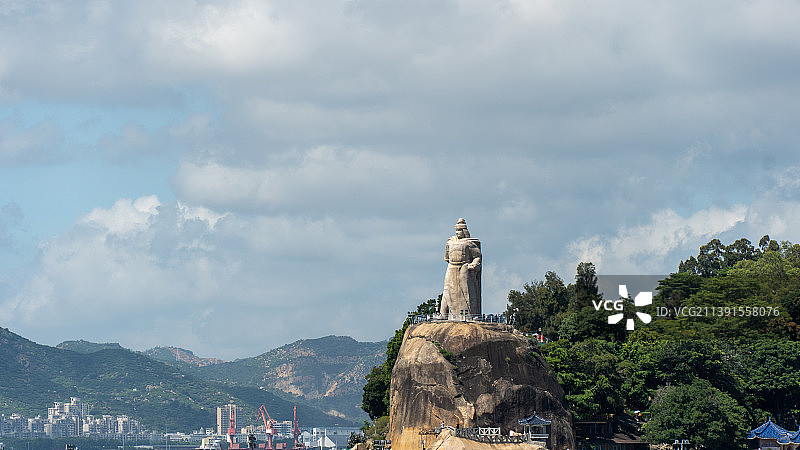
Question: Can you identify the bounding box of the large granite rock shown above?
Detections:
[388,322,574,450]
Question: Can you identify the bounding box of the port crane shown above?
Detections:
[227,406,238,448]
[257,405,277,450]
[292,406,303,449]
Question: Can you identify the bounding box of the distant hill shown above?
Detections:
[57,340,126,353]
[57,341,226,369]
[143,346,225,368]
[0,327,355,431]
[190,336,386,421]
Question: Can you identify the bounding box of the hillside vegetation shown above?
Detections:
[360,235,800,449]
[143,346,225,369]
[506,235,800,450]
[56,340,126,353]
[189,336,385,421]
[0,329,354,431]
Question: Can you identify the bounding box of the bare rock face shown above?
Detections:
[388,322,574,450]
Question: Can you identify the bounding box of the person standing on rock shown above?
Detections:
[439,218,481,318]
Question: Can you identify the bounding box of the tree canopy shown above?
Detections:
[363,236,800,447]
[509,236,800,448]
[641,378,748,450]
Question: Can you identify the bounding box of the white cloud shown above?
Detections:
[81,195,161,236]
[771,166,800,194]
[568,205,748,274]
[745,196,800,239]
[145,1,306,74]
[177,201,227,229]
[2,0,800,359]
[481,263,523,313]
[0,195,446,358]
[172,147,436,214]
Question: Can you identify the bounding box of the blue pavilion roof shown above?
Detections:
[748,418,790,440]
[518,413,551,426]
[777,429,800,445]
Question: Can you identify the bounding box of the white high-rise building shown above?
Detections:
[216,404,237,437]
[27,416,45,437]
[46,398,88,436]
[271,420,293,438]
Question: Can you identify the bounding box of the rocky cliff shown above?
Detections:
[388,322,574,450]
[144,346,225,367]
[193,335,386,420]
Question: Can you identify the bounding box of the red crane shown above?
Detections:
[258,405,277,450]
[292,406,303,449]
[227,406,238,448]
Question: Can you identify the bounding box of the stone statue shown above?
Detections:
[439,218,482,317]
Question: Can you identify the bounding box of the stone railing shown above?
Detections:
[408,313,511,325]
[419,427,548,445]
[373,439,391,450]
[452,427,526,444]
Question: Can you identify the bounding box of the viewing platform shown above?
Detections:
[407,312,510,325]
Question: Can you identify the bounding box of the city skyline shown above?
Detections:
[0,397,315,439]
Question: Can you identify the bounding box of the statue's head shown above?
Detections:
[455,218,470,239]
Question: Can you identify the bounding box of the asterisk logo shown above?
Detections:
[608,285,652,330]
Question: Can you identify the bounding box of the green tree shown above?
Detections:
[760,234,780,253]
[732,339,800,425]
[642,379,748,450]
[558,307,626,343]
[542,339,623,420]
[573,262,599,310]
[360,415,390,441]
[617,329,661,411]
[559,262,626,343]
[655,272,704,310]
[620,339,739,401]
[362,365,390,420]
[348,431,366,448]
[506,271,569,339]
[510,235,800,440]
[724,238,759,266]
[679,237,765,276]
[782,242,800,267]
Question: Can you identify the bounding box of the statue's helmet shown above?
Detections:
[455,218,468,231]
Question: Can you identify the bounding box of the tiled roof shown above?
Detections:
[748,418,791,441]
[518,413,551,426]
[777,429,800,445]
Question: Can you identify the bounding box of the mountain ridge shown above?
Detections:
[188,335,387,421]
[0,327,356,431]
[143,346,225,368]
[56,340,126,353]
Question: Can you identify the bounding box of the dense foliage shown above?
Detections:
[508,235,800,449]
[641,379,748,448]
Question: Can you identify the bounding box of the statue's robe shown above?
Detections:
[440,236,481,317]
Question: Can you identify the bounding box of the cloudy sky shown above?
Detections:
[1,0,799,360]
